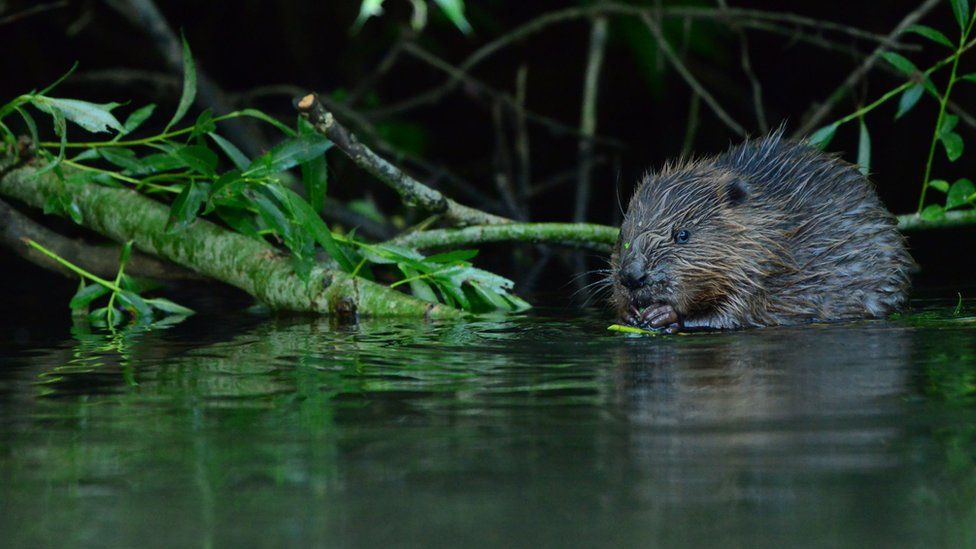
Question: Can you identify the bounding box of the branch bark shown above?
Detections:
[389,223,617,253]
[295,93,510,227]
[0,160,458,319]
[0,197,201,281]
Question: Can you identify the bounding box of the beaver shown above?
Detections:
[611,130,914,332]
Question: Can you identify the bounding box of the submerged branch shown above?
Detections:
[0,197,201,281]
[0,160,458,319]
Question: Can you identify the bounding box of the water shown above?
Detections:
[2,299,976,548]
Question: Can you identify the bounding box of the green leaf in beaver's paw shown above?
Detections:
[607,324,661,336]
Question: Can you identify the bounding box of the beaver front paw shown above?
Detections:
[626,304,682,332]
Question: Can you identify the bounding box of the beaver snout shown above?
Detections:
[619,261,648,290]
[618,258,668,292]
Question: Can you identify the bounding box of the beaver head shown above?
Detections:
[611,163,775,329]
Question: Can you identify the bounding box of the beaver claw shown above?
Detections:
[626,304,682,333]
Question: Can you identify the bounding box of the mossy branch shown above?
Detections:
[391,223,617,252]
[895,210,976,232]
[0,159,459,319]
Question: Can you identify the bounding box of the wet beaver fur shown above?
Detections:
[611,131,914,332]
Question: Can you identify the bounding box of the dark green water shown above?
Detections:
[2,300,976,548]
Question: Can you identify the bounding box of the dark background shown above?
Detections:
[2,0,974,332]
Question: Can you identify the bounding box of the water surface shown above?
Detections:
[2,300,976,547]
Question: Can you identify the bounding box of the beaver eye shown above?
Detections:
[675,229,691,244]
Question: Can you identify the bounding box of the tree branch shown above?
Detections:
[641,12,747,137]
[0,197,201,281]
[389,223,617,253]
[575,14,609,223]
[0,159,457,318]
[295,93,510,227]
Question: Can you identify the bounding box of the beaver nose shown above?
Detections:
[620,261,648,290]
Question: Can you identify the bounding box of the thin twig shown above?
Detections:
[372,3,915,118]
[490,101,523,219]
[346,29,413,105]
[718,0,767,133]
[383,42,627,148]
[575,14,609,223]
[642,12,747,137]
[0,1,67,27]
[513,64,532,216]
[234,83,501,209]
[794,0,941,137]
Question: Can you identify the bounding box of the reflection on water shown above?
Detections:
[1,306,975,547]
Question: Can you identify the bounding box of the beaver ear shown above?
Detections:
[725,178,748,206]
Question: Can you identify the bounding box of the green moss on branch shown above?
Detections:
[389,222,618,252]
[0,160,459,318]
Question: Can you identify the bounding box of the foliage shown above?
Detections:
[808,0,976,219]
[354,0,471,34]
[26,239,193,329]
[0,36,528,327]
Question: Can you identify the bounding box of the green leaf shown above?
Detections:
[468,280,515,312]
[940,114,960,136]
[245,133,332,177]
[951,0,970,31]
[808,123,838,149]
[946,178,976,209]
[353,0,386,30]
[118,241,133,267]
[121,104,156,134]
[15,107,40,146]
[167,181,209,231]
[408,0,428,30]
[895,84,925,119]
[299,119,328,213]
[175,145,218,176]
[208,132,250,171]
[190,109,216,139]
[425,249,479,263]
[880,52,919,78]
[433,0,472,34]
[940,131,964,161]
[929,179,951,193]
[117,290,154,319]
[145,297,195,316]
[134,152,186,174]
[215,207,262,240]
[98,148,145,172]
[237,109,296,136]
[165,35,197,131]
[36,111,67,177]
[920,203,946,221]
[399,264,438,302]
[904,24,954,48]
[266,185,356,272]
[960,73,976,84]
[30,96,125,134]
[70,283,110,310]
[857,119,871,176]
